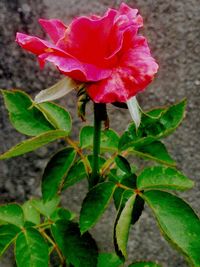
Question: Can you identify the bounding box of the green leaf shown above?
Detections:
[119,128,154,152]
[1,90,54,136]
[114,191,136,258]
[36,102,72,133]
[80,182,116,234]
[80,126,119,152]
[158,99,186,136]
[63,160,86,190]
[97,253,124,267]
[15,227,49,267]
[42,148,76,201]
[141,99,186,138]
[112,173,137,208]
[31,196,60,217]
[142,190,200,266]
[0,224,20,256]
[132,141,176,166]
[34,77,79,103]
[115,155,131,174]
[0,204,24,227]
[109,165,137,184]
[50,208,75,222]
[119,100,186,151]
[0,130,68,159]
[111,171,144,226]
[52,220,98,267]
[137,166,194,191]
[113,180,144,226]
[131,195,145,225]
[129,262,162,267]
[22,201,40,225]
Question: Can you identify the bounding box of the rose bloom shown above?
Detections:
[16,3,158,104]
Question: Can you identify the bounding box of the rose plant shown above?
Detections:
[0,3,200,267]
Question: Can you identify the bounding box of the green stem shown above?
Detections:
[90,103,102,187]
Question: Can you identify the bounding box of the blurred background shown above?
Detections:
[0,0,200,266]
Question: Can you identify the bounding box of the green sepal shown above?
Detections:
[76,86,90,121]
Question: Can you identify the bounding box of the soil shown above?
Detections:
[0,0,200,266]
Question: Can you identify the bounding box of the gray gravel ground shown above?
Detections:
[0,0,200,266]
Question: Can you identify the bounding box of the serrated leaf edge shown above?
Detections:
[0,130,68,160]
[141,191,198,267]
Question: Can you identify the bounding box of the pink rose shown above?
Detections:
[16,3,158,103]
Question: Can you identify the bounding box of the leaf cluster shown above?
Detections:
[0,90,199,267]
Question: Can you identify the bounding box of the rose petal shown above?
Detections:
[106,4,143,60]
[16,33,50,55]
[39,53,112,82]
[87,69,130,103]
[121,36,159,80]
[57,8,117,66]
[119,3,143,27]
[39,19,67,44]
[87,64,155,103]
[87,36,158,103]
[16,32,67,56]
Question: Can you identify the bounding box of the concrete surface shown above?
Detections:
[0,0,200,266]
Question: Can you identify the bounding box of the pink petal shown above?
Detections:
[86,66,150,103]
[39,19,67,44]
[16,32,67,56]
[57,8,117,67]
[38,53,112,82]
[87,36,158,103]
[87,70,130,103]
[106,4,143,59]
[120,36,159,77]
[119,3,143,26]
[16,33,50,55]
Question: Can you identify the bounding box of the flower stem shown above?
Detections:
[90,103,102,188]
